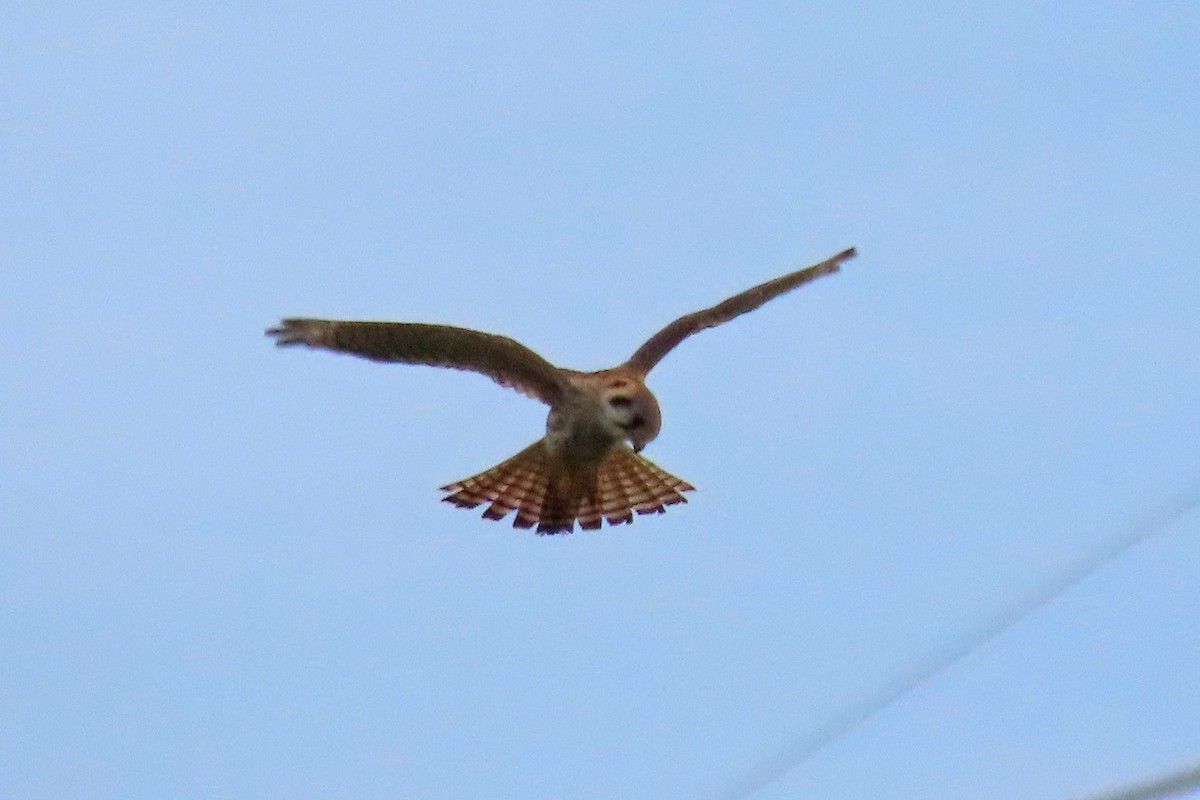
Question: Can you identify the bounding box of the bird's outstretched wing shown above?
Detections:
[266,319,569,405]
[623,248,856,374]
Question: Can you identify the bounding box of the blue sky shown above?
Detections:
[3,3,1199,799]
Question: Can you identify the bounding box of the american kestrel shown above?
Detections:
[267,248,855,534]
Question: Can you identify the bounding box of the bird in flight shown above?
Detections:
[267,247,855,534]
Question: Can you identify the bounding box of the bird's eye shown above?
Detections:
[608,396,633,408]
[616,412,645,431]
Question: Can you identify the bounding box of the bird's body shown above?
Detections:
[268,247,855,534]
[439,366,684,533]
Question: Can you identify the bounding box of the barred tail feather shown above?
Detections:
[594,446,694,526]
[440,442,693,535]
[439,441,549,530]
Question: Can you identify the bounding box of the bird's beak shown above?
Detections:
[632,441,645,453]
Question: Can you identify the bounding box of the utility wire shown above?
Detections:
[1070,760,1200,800]
[704,476,1200,800]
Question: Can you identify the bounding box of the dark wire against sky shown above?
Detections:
[709,477,1200,800]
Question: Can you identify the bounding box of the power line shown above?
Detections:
[703,476,1200,800]
[1070,760,1200,800]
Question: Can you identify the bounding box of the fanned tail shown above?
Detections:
[440,441,693,535]
[573,446,694,530]
[440,441,550,531]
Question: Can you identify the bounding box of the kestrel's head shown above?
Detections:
[600,377,661,453]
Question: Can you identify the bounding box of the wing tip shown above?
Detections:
[822,246,857,274]
[265,318,316,347]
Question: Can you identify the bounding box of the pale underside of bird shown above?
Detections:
[267,247,856,534]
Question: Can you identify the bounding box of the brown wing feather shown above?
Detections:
[266,319,568,405]
[624,247,856,374]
